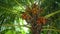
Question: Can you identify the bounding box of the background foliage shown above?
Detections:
[0,0,60,34]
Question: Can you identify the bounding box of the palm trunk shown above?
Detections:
[31,23,42,34]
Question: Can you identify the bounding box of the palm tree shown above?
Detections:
[0,0,60,34]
